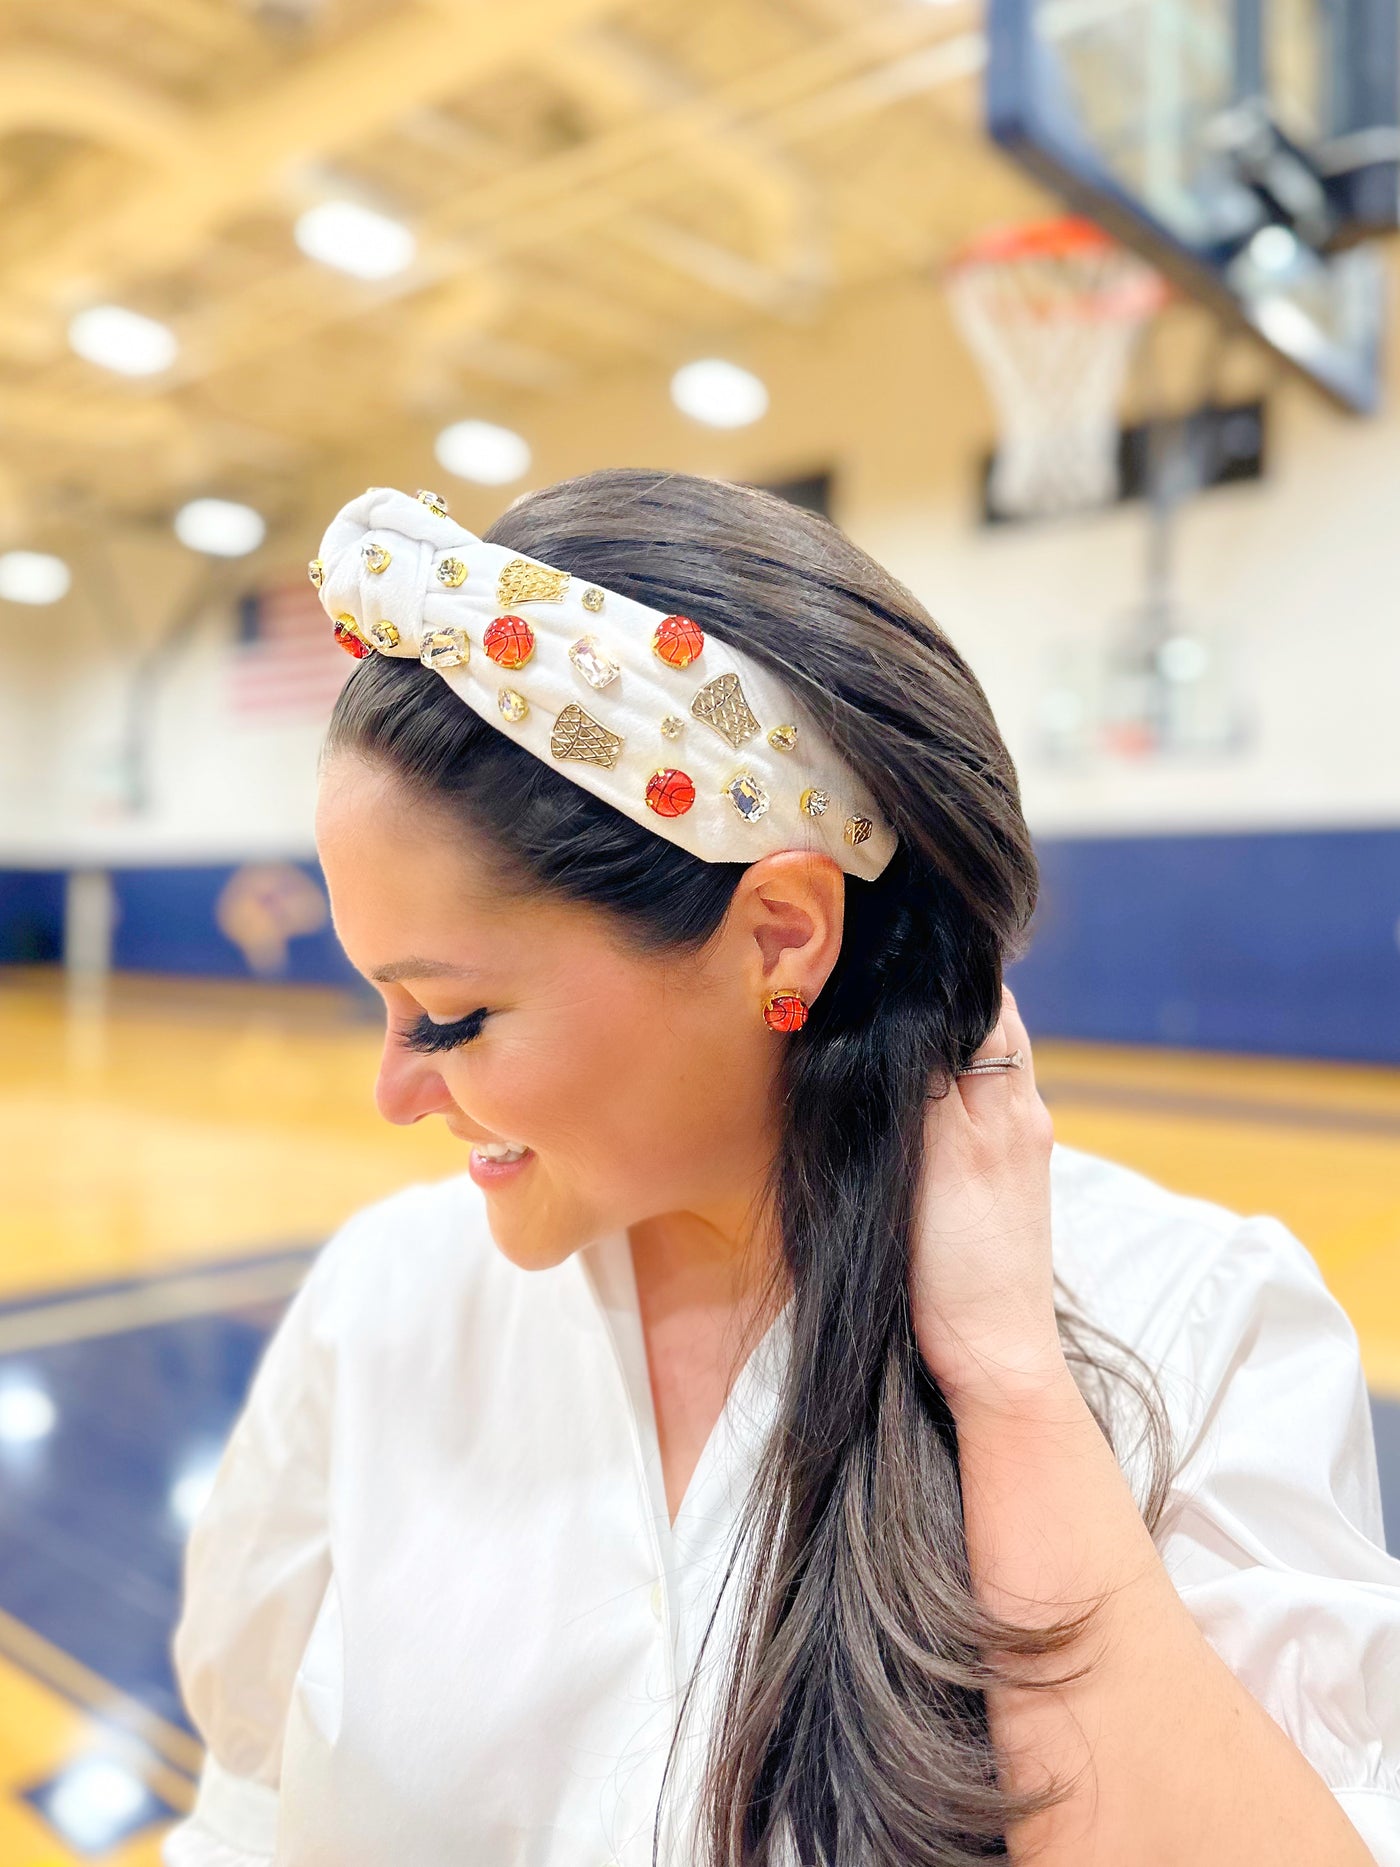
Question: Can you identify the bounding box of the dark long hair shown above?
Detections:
[325,468,1173,1865]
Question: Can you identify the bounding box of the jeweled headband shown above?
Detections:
[311,485,897,883]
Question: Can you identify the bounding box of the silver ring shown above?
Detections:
[954,1048,1025,1077]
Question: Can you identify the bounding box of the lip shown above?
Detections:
[467,1145,536,1190]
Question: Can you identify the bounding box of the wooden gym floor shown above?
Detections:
[0,966,1397,1863]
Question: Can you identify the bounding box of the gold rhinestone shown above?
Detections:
[659,714,685,740]
[416,488,449,516]
[691,672,760,749]
[844,815,873,846]
[420,627,470,670]
[551,702,623,770]
[800,787,829,817]
[436,556,468,588]
[498,687,529,724]
[362,540,392,574]
[497,557,570,606]
[767,723,798,752]
[369,621,400,650]
[307,558,325,590]
[725,771,770,822]
[581,586,605,613]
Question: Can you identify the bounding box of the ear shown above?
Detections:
[734,849,845,1000]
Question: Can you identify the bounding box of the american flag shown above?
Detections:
[227,583,351,719]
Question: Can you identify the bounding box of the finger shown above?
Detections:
[953,1007,1013,1116]
[997,986,1039,1097]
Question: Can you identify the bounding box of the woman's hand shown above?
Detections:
[908,986,1068,1415]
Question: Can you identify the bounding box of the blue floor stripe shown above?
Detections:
[0,1243,319,1322]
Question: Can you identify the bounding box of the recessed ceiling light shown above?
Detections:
[670,358,769,429]
[294,200,417,280]
[0,551,71,605]
[434,419,532,486]
[68,305,178,377]
[174,498,266,558]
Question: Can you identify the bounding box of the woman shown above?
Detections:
[165,473,1400,1867]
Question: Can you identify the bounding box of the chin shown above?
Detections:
[480,1193,601,1275]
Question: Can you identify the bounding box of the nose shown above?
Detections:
[374,1034,458,1127]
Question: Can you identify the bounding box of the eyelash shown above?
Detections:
[397,1008,490,1055]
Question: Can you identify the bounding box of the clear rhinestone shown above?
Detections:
[436,556,468,588]
[581,586,605,613]
[369,621,400,649]
[307,558,325,589]
[498,687,529,723]
[416,488,449,516]
[726,772,770,823]
[362,540,391,574]
[568,634,620,690]
[421,627,470,670]
[800,787,829,817]
[659,714,685,740]
[768,723,798,752]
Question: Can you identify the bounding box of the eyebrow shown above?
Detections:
[369,957,481,985]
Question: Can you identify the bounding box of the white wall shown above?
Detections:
[3,258,1397,866]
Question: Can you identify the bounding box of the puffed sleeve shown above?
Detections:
[160,1230,342,1866]
[1152,1212,1400,1864]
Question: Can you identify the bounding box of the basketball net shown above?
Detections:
[947,217,1168,519]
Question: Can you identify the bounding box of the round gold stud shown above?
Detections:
[307,558,325,590]
[362,540,392,574]
[581,586,605,613]
[659,714,685,740]
[436,556,468,589]
[768,723,798,752]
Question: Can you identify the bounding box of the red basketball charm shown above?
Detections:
[484,615,536,669]
[333,618,372,659]
[644,767,697,818]
[762,990,809,1033]
[651,613,705,669]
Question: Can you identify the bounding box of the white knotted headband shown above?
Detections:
[312,486,897,884]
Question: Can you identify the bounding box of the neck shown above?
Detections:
[627,1193,788,1340]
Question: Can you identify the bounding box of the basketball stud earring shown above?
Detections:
[762,988,809,1033]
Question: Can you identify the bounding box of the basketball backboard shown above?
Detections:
[987,0,1399,410]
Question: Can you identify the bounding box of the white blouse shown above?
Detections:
[162,1144,1400,1867]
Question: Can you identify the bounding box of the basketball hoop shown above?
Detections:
[946,217,1168,520]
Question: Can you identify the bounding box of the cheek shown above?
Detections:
[440,973,729,1167]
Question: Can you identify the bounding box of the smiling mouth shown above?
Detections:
[469,1140,531,1164]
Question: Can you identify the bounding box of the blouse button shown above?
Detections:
[649,1580,664,1620]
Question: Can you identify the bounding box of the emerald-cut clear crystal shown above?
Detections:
[421,627,470,670]
[568,634,620,690]
[726,772,770,822]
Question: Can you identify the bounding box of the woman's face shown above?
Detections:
[316,754,843,1272]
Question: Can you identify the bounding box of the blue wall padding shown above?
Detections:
[107,863,358,983]
[0,870,64,963]
[1009,827,1400,1063]
[3,827,1398,1061]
